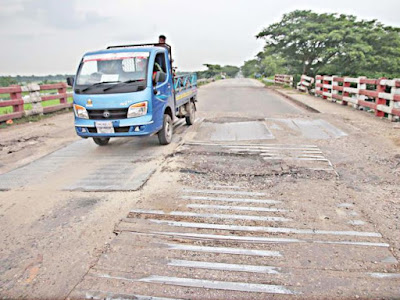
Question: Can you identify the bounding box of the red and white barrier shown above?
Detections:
[297,75,314,92]
[274,74,293,86]
[0,83,72,122]
[315,75,400,121]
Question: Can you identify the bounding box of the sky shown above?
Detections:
[1,0,400,76]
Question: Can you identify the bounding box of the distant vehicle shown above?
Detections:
[67,43,197,146]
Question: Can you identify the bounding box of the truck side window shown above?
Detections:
[153,53,167,83]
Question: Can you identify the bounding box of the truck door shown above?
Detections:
[153,51,173,128]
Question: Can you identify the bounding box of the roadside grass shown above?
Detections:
[263,81,276,87]
[257,78,276,87]
[0,97,73,115]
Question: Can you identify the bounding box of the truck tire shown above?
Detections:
[158,114,173,145]
[185,101,195,126]
[93,137,110,146]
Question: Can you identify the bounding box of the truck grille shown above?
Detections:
[87,108,128,120]
[87,127,131,133]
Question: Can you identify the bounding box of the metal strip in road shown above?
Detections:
[369,273,400,279]
[168,259,281,274]
[138,276,295,295]
[297,155,326,159]
[209,185,242,189]
[83,289,182,300]
[149,219,382,238]
[165,243,282,257]
[227,148,323,154]
[183,189,266,196]
[185,142,318,148]
[262,156,329,162]
[186,204,287,212]
[348,220,365,225]
[152,231,389,247]
[130,209,291,222]
[155,231,300,244]
[312,240,389,247]
[223,145,319,150]
[181,195,282,204]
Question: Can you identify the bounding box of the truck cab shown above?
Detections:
[67,43,197,145]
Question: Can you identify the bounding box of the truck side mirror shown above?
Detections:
[155,71,166,83]
[66,77,74,87]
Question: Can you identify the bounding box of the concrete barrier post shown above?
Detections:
[58,84,67,104]
[357,77,367,110]
[332,76,338,102]
[375,78,386,117]
[23,83,43,116]
[9,85,24,114]
[342,79,350,106]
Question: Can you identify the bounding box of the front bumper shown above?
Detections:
[74,117,159,137]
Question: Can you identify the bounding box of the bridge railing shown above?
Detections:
[297,75,314,92]
[274,74,293,86]
[315,75,400,121]
[0,83,72,122]
[271,73,400,121]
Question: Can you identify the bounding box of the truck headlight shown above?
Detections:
[127,101,148,118]
[73,104,89,119]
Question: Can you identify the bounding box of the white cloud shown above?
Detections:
[0,0,399,75]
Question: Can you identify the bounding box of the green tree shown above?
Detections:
[256,10,400,78]
[202,64,222,78]
[241,59,259,78]
[256,50,288,77]
[0,76,18,87]
[221,65,240,78]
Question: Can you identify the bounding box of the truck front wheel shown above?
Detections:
[158,114,173,145]
[93,137,110,146]
[185,101,195,125]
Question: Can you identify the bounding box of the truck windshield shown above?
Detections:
[75,51,150,94]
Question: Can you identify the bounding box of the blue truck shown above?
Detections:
[66,43,197,145]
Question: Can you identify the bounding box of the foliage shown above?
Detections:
[221,65,240,78]
[197,64,240,79]
[0,76,17,87]
[0,74,73,87]
[197,64,222,79]
[253,10,400,78]
[256,50,288,77]
[241,59,259,78]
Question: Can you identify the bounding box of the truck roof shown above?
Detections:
[84,46,165,57]
[84,43,171,57]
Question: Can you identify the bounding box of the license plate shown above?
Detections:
[95,121,114,134]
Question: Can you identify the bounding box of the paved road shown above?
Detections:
[197,78,302,116]
[1,79,399,299]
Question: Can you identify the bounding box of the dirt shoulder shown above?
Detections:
[0,112,80,175]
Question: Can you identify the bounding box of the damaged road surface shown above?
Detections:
[1,79,400,299]
[0,119,191,298]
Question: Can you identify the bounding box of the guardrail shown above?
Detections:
[271,73,400,121]
[297,75,314,92]
[315,75,400,121]
[274,74,293,86]
[0,83,72,122]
